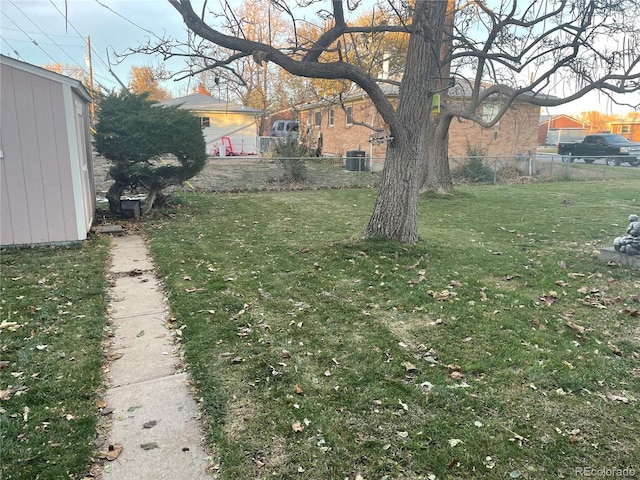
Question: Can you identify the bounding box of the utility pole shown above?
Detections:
[87,35,95,124]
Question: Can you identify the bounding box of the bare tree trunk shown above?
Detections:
[421,0,455,193]
[142,188,159,215]
[365,0,447,243]
[422,114,453,193]
[106,181,128,214]
[366,130,427,243]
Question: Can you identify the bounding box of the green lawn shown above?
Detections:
[1,180,638,479]
[145,180,639,479]
[1,240,110,480]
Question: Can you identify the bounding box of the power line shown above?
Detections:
[93,0,160,41]
[1,25,84,40]
[2,12,59,64]
[8,0,89,74]
[3,37,86,49]
[1,36,24,60]
[46,0,110,71]
[46,0,127,91]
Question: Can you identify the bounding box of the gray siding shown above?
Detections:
[0,56,94,246]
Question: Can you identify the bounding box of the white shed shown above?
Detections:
[160,94,261,155]
[1,55,95,246]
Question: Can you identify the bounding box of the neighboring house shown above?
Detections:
[297,84,540,162]
[607,120,640,142]
[1,55,95,247]
[160,94,261,155]
[538,114,595,145]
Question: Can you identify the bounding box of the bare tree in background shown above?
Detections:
[421,0,640,192]
[158,0,638,243]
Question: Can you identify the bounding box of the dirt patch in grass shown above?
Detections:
[223,397,257,442]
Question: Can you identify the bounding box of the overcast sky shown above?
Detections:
[1,0,637,115]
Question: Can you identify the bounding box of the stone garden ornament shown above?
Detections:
[613,214,640,256]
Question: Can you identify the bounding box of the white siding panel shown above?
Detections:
[1,66,33,245]
[202,113,258,155]
[49,80,78,240]
[0,149,15,245]
[13,69,50,244]
[1,65,21,245]
[31,74,68,242]
[0,56,93,246]
[62,85,86,241]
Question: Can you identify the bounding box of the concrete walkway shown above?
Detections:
[100,235,212,480]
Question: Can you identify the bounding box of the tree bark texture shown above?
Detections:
[422,114,453,193]
[365,0,448,243]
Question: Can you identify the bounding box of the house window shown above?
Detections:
[346,105,353,125]
[200,117,210,128]
[314,111,322,127]
[328,107,334,126]
[620,125,631,134]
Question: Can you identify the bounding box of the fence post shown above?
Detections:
[277,158,281,191]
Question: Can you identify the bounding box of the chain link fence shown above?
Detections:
[93,153,639,198]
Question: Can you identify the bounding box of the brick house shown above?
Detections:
[296,84,540,162]
[538,114,595,145]
[607,120,640,142]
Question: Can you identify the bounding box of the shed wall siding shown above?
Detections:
[0,60,93,246]
[31,74,69,242]
[1,66,34,245]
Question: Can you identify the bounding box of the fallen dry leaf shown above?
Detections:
[604,392,630,403]
[402,361,417,372]
[428,289,457,301]
[620,307,640,317]
[105,352,124,362]
[294,385,304,395]
[95,399,107,409]
[450,371,465,381]
[565,321,586,335]
[292,421,304,432]
[97,443,123,461]
[539,293,557,305]
[607,342,622,356]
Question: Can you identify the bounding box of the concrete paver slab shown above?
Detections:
[100,235,213,479]
[103,374,211,480]
[110,274,167,319]
[109,235,156,274]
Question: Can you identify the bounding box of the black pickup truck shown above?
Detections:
[557,134,640,166]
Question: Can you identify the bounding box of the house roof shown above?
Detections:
[0,54,92,103]
[607,120,640,125]
[160,94,262,114]
[297,81,555,112]
[538,114,585,126]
